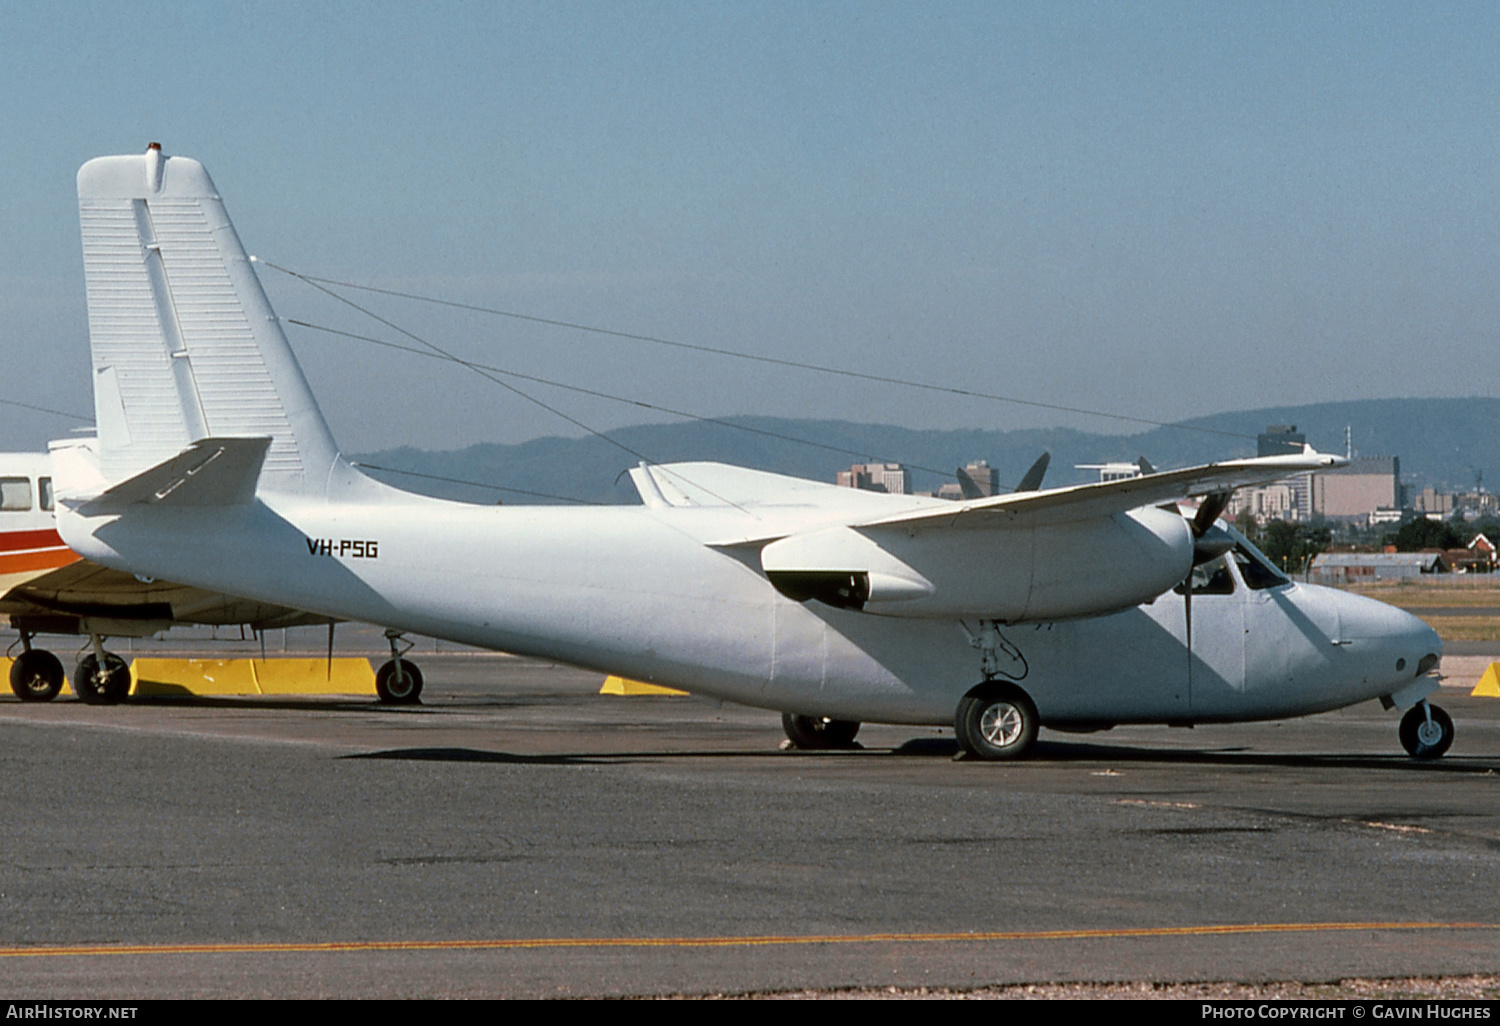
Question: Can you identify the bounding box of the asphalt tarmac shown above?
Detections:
[1,656,1497,998]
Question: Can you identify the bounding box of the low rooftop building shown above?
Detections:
[1307,552,1448,585]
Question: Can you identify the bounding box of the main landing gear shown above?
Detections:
[954,683,1040,761]
[73,634,131,705]
[8,631,65,702]
[8,629,128,704]
[954,620,1039,761]
[781,713,861,750]
[375,628,423,705]
[1399,700,1454,760]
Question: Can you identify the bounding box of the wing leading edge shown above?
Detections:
[855,446,1344,530]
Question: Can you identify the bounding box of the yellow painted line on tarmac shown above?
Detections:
[1,922,1494,959]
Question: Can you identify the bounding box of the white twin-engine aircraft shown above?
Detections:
[50,146,1451,760]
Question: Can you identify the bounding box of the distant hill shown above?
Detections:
[354,397,1500,506]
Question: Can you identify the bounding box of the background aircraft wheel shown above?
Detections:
[9,649,65,702]
[955,685,1039,761]
[1399,703,1453,760]
[73,653,131,705]
[781,712,860,749]
[375,659,424,705]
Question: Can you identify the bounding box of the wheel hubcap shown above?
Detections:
[1416,719,1444,747]
[979,702,1023,747]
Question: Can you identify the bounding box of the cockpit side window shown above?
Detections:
[0,477,32,511]
[38,477,53,512]
[1233,543,1291,590]
[1174,555,1235,596]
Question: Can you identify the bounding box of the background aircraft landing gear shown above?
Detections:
[9,634,65,702]
[375,629,423,705]
[1399,701,1453,760]
[955,684,1039,761]
[73,643,131,705]
[781,713,860,749]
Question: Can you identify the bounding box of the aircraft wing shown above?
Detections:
[855,446,1344,530]
[1,557,333,632]
[630,461,943,516]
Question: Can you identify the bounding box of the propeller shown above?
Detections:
[1191,491,1235,566]
[1181,490,1234,660]
[1014,452,1051,493]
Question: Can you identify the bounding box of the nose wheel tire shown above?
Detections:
[955,686,1039,761]
[375,658,424,705]
[10,649,65,702]
[1399,703,1453,760]
[781,713,861,749]
[73,653,131,705]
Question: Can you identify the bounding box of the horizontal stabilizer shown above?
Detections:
[79,437,271,513]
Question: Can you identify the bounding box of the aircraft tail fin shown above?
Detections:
[76,145,341,495]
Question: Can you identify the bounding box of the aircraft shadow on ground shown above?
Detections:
[339,738,1500,774]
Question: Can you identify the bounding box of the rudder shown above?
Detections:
[76,144,340,493]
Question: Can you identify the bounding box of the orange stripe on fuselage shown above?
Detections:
[0,528,65,553]
[0,547,81,575]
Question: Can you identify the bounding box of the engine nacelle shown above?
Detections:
[761,505,1194,622]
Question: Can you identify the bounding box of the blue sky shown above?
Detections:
[2,2,1498,453]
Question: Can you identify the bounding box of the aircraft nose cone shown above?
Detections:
[1337,590,1442,685]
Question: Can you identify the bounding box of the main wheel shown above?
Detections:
[1399,703,1453,760]
[73,653,131,705]
[10,649,65,702]
[955,685,1039,761]
[781,713,860,749]
[375,658,424,705]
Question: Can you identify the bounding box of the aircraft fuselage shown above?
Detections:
[66,486,1441,728]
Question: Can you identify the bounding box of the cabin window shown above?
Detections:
[38,477,53,511]
[0,477,32,511]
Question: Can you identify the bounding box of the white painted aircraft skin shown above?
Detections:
[58,489,1440,725]
[0,449,333,634]
[51,148,1441,739]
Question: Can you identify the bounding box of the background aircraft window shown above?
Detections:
[1233,544,1291,590]
[0,477,33,511]
[38,477,53,511]
[1174,555,1235,596]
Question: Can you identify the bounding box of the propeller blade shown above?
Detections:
[1192,491,1231,538]
[1193,523,1235,566]
[955,466,985,500]
[1014,452,1051,493]
[1184,573,1192,653]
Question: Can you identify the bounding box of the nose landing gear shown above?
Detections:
[1399,700,1454,760]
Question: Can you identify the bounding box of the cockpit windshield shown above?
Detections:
[1225,530,1292,590]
